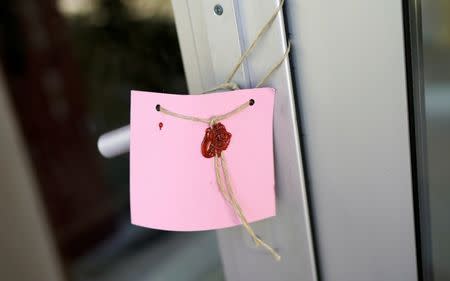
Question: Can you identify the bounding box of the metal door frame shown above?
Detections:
[285,0,419,280]
[171,1,318,280]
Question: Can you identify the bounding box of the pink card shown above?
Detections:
[130,88,276,231]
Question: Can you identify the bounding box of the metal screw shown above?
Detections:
[213,4,223,16]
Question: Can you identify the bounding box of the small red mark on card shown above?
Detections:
[159,122,163,130]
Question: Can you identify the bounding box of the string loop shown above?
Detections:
[224,0,286,85]
[205,0,289,93]
[205,82,240,93]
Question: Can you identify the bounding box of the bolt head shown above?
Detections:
[214,4,223,16]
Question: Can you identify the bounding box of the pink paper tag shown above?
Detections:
[130,88,276,231]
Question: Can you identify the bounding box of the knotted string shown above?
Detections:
[215,154,281,261]
[159,101,280,261]
[157,0,288,261]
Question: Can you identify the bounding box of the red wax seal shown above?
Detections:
[201,123,232,158]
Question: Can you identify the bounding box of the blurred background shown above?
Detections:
[0,0,224,280]
[1,0,450,281]
[422,1,450,280]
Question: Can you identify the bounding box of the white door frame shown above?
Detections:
[171,0,318,280]
[285,0,419,280]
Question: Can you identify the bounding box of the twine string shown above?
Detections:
[224,0,286,84]
[159,100,251,125]
[205,81,240,93]
[157,0,288,261]
[255,41,291,88]
[159,101,281,261]
[205,0,290,93]
[219,154,281,261]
